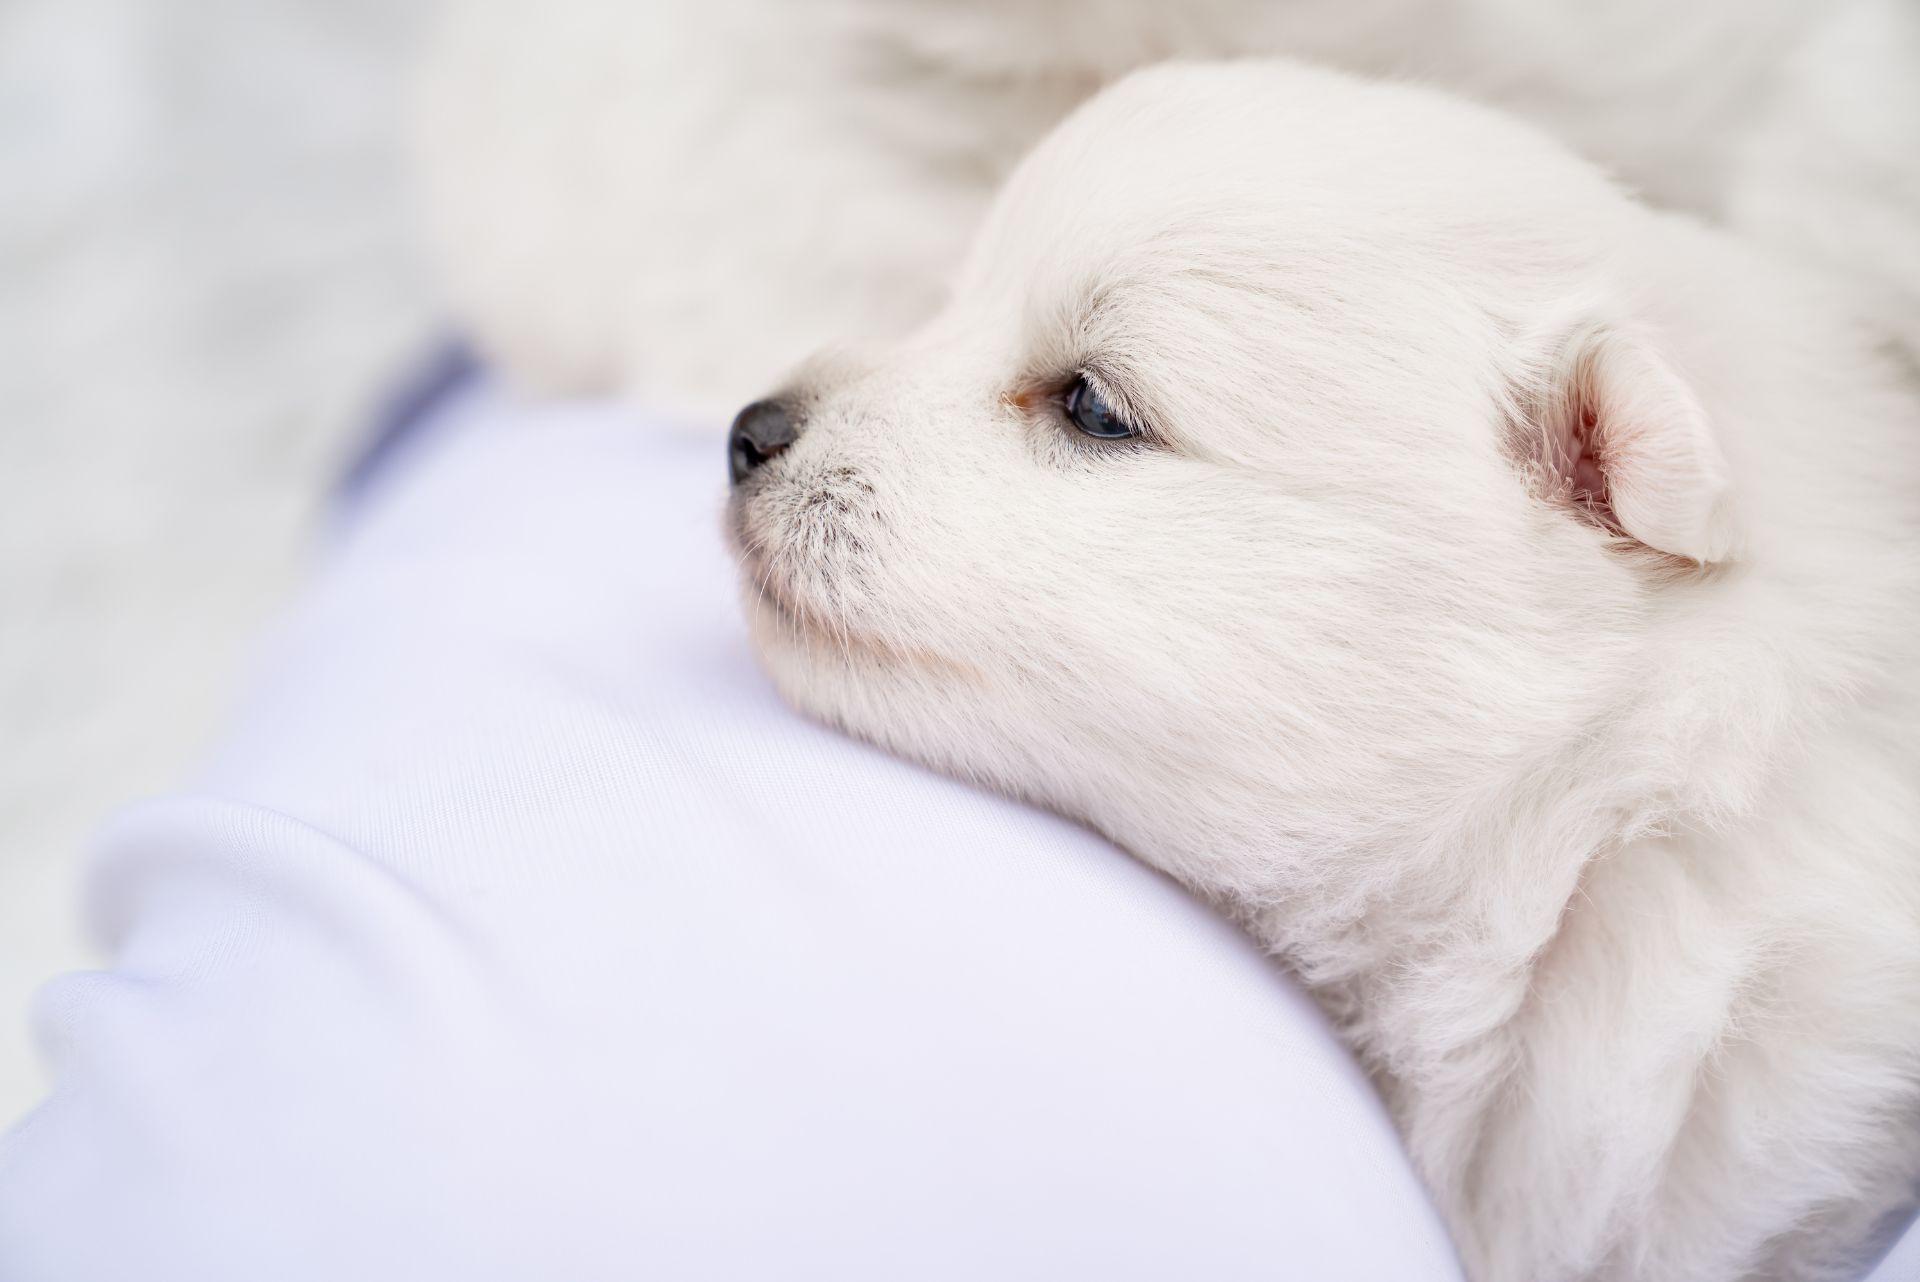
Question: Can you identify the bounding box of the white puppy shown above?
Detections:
[727,62,1920,1282]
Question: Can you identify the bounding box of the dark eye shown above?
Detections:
[1062,376,1138,440]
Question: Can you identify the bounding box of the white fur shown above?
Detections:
[727,63,1920,1282]
[416,0,1917,417]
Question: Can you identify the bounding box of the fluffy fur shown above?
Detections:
[417,0,1918,417]
[727,63,1920,1282]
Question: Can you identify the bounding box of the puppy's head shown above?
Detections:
[727,62,1737,912]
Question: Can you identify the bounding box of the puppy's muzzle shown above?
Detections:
[728,398,803,485]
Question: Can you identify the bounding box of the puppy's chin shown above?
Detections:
[738,582,906,754]
[733,548,837,655]
[733,553,979,720]
[730,512,871,667]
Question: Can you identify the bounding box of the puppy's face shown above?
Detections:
[728,63,1724,912]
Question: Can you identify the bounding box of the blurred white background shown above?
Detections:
[0,0,434,1119]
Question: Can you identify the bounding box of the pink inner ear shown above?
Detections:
[1568,405,1608,511]
[1538,386,1620,535]
[1522,330,1738,563]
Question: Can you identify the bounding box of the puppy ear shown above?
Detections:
[1520,328,1739,564]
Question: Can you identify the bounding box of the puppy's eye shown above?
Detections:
[1062,376,1138,440]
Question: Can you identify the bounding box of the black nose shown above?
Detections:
[728,399,801,485]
